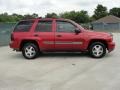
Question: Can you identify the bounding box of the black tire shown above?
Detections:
[89,42,106,58]
[22,43,39,59]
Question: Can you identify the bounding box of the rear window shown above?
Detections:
[14,21,34,32]
[35,21,52,32]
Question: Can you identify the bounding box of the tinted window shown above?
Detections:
[57,21,76,32]
[35,21,52,32]
[14,21,33,32]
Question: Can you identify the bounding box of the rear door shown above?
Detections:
[34,20,55,51]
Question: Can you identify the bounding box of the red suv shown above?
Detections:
[9,18,115,59]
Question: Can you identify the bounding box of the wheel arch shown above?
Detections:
[87,39,108,50]
[20,39,40,51]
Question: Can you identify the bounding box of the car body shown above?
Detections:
[9,18,115,59]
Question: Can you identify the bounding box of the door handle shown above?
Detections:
[34,34,39,37]
[56,35,62,37]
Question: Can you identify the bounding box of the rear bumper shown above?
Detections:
[9,41,20,51]
[108,42,115,52]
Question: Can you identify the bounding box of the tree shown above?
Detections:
[75,10,90,23]
[60,11,76,21]
[31,13,39,18]
[93,4,108,20]
[11,13,24,22]
[109,7,120,18]
[60,10,90,23]
[45,13,58,18]
[23,14,35,20]
[0,12,9,22]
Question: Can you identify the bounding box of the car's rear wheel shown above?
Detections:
[22,43,39,59]
[89,42,106,58]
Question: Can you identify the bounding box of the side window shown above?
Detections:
[57,21,76,32]
[35,21,52,32]
[14,21,33,32]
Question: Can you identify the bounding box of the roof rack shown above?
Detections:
[38,17,42,19]
[38,17,62,19]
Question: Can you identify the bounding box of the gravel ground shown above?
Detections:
[0,33,120,90]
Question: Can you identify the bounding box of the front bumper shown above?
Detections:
[108,42,115,52]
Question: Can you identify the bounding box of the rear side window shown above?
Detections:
[14,21,34,32]
[35,21,52,32]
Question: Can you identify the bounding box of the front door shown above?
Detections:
[55,20,77,51]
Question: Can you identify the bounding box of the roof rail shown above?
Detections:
[38,17,42,19]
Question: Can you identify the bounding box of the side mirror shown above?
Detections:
[75,28,80,34]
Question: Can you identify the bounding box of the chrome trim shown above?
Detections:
[55,42,72,44]
[43,41,83,45]
[72,42,83,44]
[43,41,54,44]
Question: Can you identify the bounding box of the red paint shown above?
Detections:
[9,18,115,53]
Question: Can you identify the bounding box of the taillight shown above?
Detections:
[11,33,14,41]
[108,38,113,42]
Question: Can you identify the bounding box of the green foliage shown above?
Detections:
[0,4,120,23]
[92,4,108,20]
[45,13,58,18]
[0,12,39,22]
[23,13,39,20]
[60,10,90,23]
[109,7,120,18]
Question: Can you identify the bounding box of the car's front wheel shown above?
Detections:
[22,43,39,59]
[89,42,106,58]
